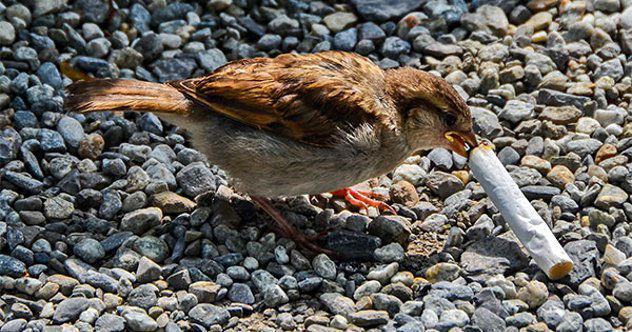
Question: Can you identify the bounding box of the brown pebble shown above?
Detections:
[389,180,419,207]
[546,165,575,188]
[452,170,470,184]
[151,191,196,214]
[595,143,617,164]
[527,0,558,12]
[78,133,104,159]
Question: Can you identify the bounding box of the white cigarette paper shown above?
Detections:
[469,143,573,280]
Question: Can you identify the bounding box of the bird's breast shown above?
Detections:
[174,113,411,197]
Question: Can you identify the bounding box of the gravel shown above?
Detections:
[2,0,632,330]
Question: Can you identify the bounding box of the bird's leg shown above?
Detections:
[330,188,396,214]
[251,196,335,256]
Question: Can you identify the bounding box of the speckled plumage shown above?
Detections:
[65,51,475,196]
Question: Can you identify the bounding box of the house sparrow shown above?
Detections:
[65,51,476,254]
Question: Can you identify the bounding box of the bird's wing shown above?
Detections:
[167,51,398,146]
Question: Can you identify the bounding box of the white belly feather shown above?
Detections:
[159,112,412,197]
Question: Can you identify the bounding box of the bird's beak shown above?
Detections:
[444,131,478,158]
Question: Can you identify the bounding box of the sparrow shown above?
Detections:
[65,51,476,254]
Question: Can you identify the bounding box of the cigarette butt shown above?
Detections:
[469,142,573,280]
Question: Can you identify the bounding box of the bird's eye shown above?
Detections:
[444,113,456,127]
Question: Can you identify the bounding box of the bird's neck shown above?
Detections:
[376,125,416,162]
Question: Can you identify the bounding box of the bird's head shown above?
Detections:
[386,67,477,158]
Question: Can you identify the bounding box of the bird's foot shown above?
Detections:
[251,196,336,257]
[331,188,396,214]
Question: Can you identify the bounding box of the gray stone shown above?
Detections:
[499,100,534,123]
[613,281,632,302]
[262,284,289,307]
[312,254,336,280]
[120,208,162,235]
[373,243,405,262]
[189,281,221,303]
[198,48,227,72]
[367,262,399,284]
[95,313,126,332]
[461,234,529,275]
[320,292,356,316]
[323,12,357,33]
[44,196,75,219]
[428,148,453,171]
[564,240,599,287]
[151,58,197,82]
[136,257,161,283]
[471,107,503,138]
[188,304,230,328]
[228,283,255,304]
[128,284,158,310]
[351,0,424,21]
[472,307,506,332]
[583,318,612,332]
[333,28,357,51]
[122,311,157,331]
[0,319,27,332]
[53,298,92,324]
[0,21,15,45]
[367,215,411,245]
[132,236,169,263]
[381,36,410,59]
[425,171,464,198]
[73,238,105,263]
[348,310,389,328]
[176,162,218,197]
[595,184,628,209]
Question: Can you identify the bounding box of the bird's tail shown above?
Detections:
[64,79,194,115]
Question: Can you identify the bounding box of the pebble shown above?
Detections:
[95,314,126,332]
[0,21,16,45]
[348,310,389,328]
[1,1,632,330]
[367,215,412,245]
[517,280,549,308]
[122,310,158,331]
[319,293,356,316]
[120,207,162,235]
[323,12,358,33]
[52,297,93,324]
[73,238,105,263]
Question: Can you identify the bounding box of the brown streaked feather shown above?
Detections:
[168,51,399,145]
[385,67,470,120]
[65,79,194,115]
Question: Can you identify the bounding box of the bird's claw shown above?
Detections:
[331,188,396,214]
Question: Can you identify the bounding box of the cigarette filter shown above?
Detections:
[469,143,573,280]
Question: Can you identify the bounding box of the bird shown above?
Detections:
[65,51,477,255]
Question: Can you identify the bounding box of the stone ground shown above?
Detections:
[1,0,632,331]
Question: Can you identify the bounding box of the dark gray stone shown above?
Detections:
[351,0,424,21]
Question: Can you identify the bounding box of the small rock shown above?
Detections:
[323,12,357,33]
[517,280,548,308]
[312,254,336,280]
[319,293,356,316]
[122,310,158,331]
[425,263,461,283]
[595,184,628,209]
[228,283,255,304]
[389,180,419,207]
[53,298,92,324]
[136,257,161,283]
[120,207,162,235]
[348,310,389,328]
[367,215,411,245]
[73,238,105,264]
[189,281,221,303]
[150,191,195,214]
